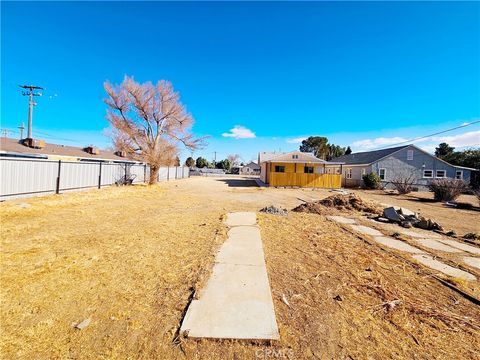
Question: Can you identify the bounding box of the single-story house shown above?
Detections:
[332,144,477,189]
[258,150,344,188]
[0,137,136,163]
[240,161,260,175]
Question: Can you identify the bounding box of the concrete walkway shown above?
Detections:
[180,212,279,340]
[328,216,477,282]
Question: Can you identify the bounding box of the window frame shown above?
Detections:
[435,170,446,178]
[379,168,386,180]
[346,168,352,179]
[304,166,314,174]
[292,154,299,159]
[455,170,463,180]
[274,165,285,173]
[407,149,414,161]
[423,169,433,178]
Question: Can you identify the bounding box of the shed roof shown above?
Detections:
[0,137,136,162]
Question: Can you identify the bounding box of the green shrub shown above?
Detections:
[362,172,381,189]
[428,179,468,202]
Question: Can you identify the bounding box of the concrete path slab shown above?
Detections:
[397,229,441,239]
[216,227,264,266]
[412,254,476,281]
[350,225,383,237]
[415,239,462,253]
[437,239,480,255]
[225,212,257,227]
[180,212,279,340]
[327,216,356,224]
[463,257,480,270]
[373,236,425,254]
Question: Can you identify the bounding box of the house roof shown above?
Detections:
[332,144,478,170]
[332,145,409,165]
[0,137,136,162]
[243,161,260,169]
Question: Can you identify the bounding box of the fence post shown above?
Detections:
[124,163,127,184]
[175,166,178,179]
[167,166,169,181]
[56,160,62,194]
[144,164,147,183]
[98,162,102,189]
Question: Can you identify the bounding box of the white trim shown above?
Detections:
[423,169,433,178]
[379,168,386,180]
[455,170,463,180]
[345,168,352,179]
[435,170,446,178]
[361,168,366,176]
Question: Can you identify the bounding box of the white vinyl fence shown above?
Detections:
[0,157,189,201]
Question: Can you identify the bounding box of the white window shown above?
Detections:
[379,168,386,180]
[423,170,433,178]
[292,154,298,159]
[362,168,366,176]
[346,168,352,179]
[456,170,463,180]
[436,170,446,178]
[407,149,414,161]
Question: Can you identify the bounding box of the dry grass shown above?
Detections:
[1,178,480,359]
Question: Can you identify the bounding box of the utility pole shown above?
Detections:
[18,122,25,140]
[19,85,43,139]
[1,129,11,138]
[213,151,217,167]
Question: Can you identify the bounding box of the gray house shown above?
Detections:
[333,144,476,190]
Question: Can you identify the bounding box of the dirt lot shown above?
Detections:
[1,176,479,359]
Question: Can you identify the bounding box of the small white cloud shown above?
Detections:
[222,125,256,139]
[352,137,407,151]
[286,137,307,144]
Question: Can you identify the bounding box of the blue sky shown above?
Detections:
[1,1,479,163]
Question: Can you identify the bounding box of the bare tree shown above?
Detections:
[227,154,241,167]
[104,76,203,184]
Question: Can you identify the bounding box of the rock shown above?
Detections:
[383,207,401,222]
[259,205,288,216]
[376,217,391,223]
[400,221,412,228]
[417,217,431,230]
[446,230,457,237]
[73,318,91,330]
[333,295,343,301]
[399,207,415,217]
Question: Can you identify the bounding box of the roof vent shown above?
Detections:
[22,138,45,149]
[84,146,100,155]
[115,150,126,157]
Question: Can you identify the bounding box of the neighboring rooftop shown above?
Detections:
[332,145,409,165]
[0,137,135,162]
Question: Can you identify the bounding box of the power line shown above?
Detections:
[371,120,480,150]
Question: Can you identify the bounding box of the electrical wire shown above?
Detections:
[371,120,480,150]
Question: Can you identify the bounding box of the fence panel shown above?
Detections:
[60,161,99,191]
[168,167,177,180]
[0,158,190,201]
[158,167,168,182]
[0,158,58,199]
[101,163,124,186]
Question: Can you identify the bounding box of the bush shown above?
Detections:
[362,172,381,189]
[428,179,468,202]
[391,174,415,194]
